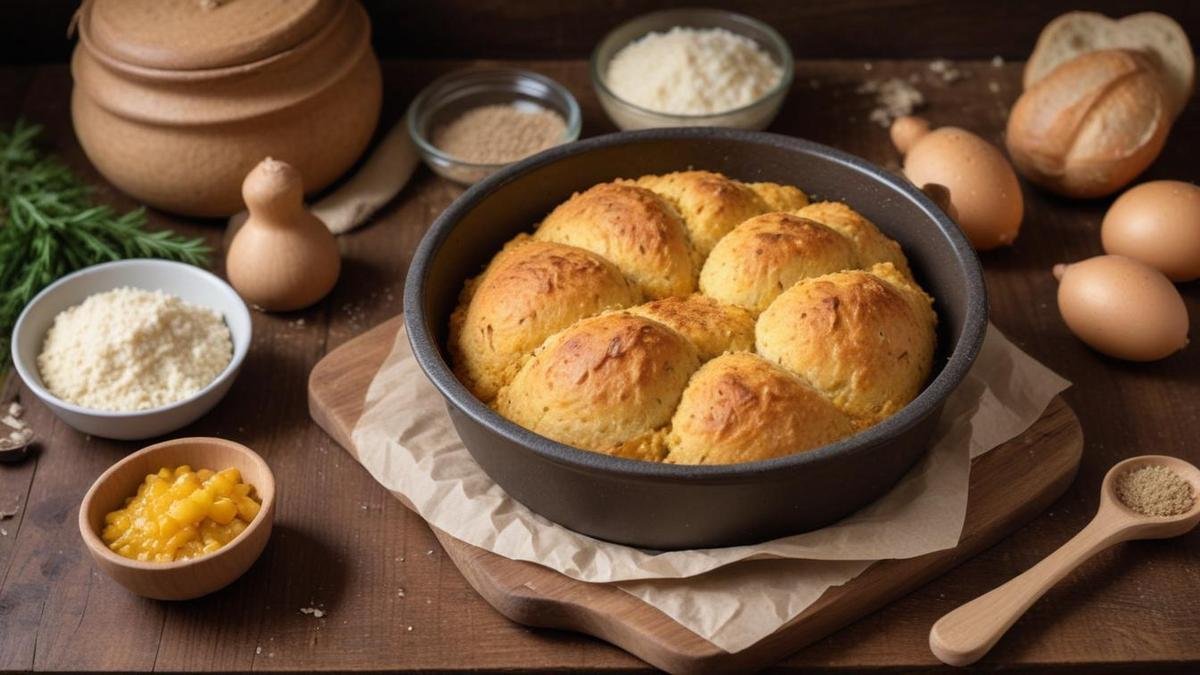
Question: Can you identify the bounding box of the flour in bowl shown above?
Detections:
[605,26,783,115]
[37,287,233,412]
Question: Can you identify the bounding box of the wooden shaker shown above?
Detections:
[226,158,341,311]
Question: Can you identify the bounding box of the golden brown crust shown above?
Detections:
[667,352,856,465]
[626,294,755,362]
[745,181,810,212]
[699,212,860,313]
[534,182,697,299]
[755,263,936,424]
[1006,49,1171,198]
[453,172,939,464]
[495,313,701,456]
[631,171,773,257]
[449,238,641,402]
[793,201,912,277]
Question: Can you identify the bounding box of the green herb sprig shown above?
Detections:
[0,120,210,369]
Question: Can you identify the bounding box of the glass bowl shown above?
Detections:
[407,68,582,186]
[591,8,794,131]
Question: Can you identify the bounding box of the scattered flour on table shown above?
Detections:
[858,77,925,127]
[605,26,783,115]
[36,287,232,412]
[928,58,964,82]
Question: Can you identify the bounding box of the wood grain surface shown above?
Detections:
[1,56,1198,672]
[3,0,1199,63]
[308,315,1083,674]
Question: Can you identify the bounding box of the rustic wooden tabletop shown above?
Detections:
[1,54,1198,672]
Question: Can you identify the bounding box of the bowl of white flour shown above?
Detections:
[591,8,794,130]
[11,259,251,440]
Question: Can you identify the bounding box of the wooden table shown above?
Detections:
[1,58,1197,672]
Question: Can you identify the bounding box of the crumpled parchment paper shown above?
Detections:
[348,322,1070,651]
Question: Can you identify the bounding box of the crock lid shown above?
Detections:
[84,0,343,70]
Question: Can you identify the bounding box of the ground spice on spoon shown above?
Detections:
[431,103,566,165]
[1116,465,1195,517]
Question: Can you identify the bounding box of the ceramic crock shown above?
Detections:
[71,0,382,217]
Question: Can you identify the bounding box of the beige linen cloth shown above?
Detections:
[349,322,1070,652]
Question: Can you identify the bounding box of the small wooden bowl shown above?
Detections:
[79,437,276,600]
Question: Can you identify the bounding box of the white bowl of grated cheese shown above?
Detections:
[591,8,794,130]
[11,259,252,440]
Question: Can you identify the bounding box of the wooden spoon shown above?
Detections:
[929,455,1200,667]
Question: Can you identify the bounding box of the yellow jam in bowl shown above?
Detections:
[102,465,261,562]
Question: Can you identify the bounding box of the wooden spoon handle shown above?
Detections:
[929,516,1128,666]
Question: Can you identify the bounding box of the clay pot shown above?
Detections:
[70,0,382,217]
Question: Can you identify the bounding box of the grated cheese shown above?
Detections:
[605,27,783,115]
[36,287,233,412]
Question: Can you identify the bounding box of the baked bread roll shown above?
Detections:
[534,182,696,298]
[699,212,859,313]
[746,182,811,212]
[1024,11,1193,119]
[495,313,700,461]
[449,237,641,402]
[794,201,912,276]
[1007,49,1172,198]
[452,172,938,464]
[631,171,775,256]
[667,352,855,465]
[755,263,936,423]
[627,294,755,361]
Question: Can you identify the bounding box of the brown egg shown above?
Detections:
[1054,255,1189,361]
[1102,180,1200,282]
[903,126,1024,251]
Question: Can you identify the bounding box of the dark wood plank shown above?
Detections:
[0,66,181,673]
[0,64,41,671]
[0,53,1197,672]
[2,1,1198,63]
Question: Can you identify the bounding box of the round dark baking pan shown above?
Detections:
[404,128,987,550]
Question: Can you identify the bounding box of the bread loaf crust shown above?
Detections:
[452,173,939,464]
[699,212,860,313]
[534,183,698,299]
[495,313,700,460]
[666,352,855,465]
[1024,11,1194,119]
[755,263,936,424]
[448,237,640,402]
[1006,49,1171,198]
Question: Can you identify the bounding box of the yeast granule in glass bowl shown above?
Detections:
[407,68,581,185]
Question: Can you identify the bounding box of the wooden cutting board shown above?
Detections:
[308,315,1083,674]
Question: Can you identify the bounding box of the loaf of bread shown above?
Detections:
[1024,11,1193,120]
[451,171,938,464]
[1007,49,1173,198]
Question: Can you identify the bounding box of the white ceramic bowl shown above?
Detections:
[11,260,252,440]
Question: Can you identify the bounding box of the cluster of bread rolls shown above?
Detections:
[449,171,938,465]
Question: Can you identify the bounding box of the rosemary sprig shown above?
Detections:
[0,120,210,369]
